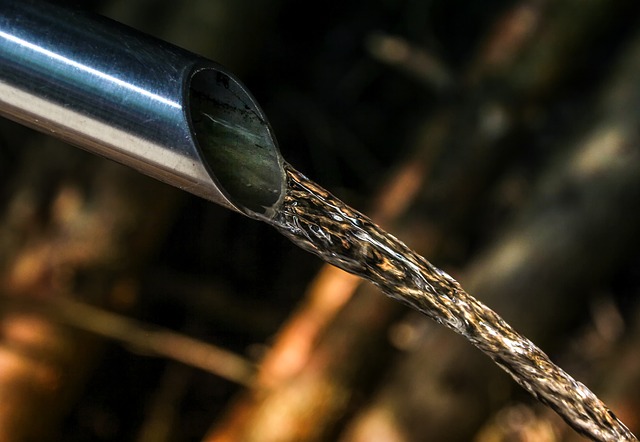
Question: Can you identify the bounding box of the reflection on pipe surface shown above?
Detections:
[0,0,284,217]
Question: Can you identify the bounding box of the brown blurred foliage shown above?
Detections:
[1,0,639,441]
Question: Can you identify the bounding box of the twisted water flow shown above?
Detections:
[269,164,637,441]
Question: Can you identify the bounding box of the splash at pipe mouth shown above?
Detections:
[187,66,285,218]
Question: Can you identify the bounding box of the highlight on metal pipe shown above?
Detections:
[0,0,285,219]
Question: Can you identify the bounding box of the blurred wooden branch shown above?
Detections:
[366,32,454,92]
[0,295,255,385]
[0,142,180,441]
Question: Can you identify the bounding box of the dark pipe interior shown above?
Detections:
[188,67,284,217]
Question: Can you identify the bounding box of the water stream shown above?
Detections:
[191,96,636,440]
[268,163,637,441]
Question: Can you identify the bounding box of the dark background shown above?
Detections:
[1,0,639,441]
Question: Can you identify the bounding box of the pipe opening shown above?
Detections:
[188,67,284,217]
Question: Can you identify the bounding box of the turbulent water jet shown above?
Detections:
[267,164,637,442]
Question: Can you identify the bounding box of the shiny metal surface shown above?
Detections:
[0,0,283,215]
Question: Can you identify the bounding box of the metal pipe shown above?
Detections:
[0,0,285,218]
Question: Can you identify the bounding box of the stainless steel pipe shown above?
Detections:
[0,0,285,218]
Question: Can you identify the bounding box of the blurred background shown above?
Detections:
[1,0,640,440]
